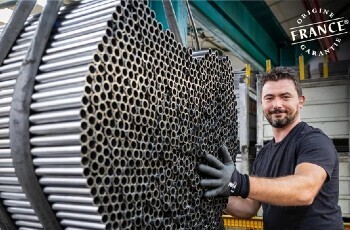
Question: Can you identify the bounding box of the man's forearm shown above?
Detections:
[248,174,318,206]
[247,162,327,206]
[225,175,311,218]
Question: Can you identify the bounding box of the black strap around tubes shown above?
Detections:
[0,1,37,229]
[9,1,64,229]
[0,202,16,230]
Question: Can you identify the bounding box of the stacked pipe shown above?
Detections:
[29,1,120,229]
[0,1,114,229]
[0,0,239,229]
[0,14,44,230]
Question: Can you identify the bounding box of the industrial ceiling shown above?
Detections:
[1,0,349,71]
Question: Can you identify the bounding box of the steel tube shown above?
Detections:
[49,22,109,41]
[45,37,101,55]
[15,221,42,228]
[43,30,106,50]
[30,97,81,112]
[58,0,119,21]
[0,185,23,193]
[20,0,104,32]
[57,4,116,28]
[31,146,80,157]
[0,89,14,99]
[7,207,35,215]
[58,0,112,15]
[35,168,83,176]
[17,12,108,44]
[0,106,11,117]
[48,195,93,204]
[0,192,26,200]
[32,87,83,102]
[0,176,19,185]
[30,134,80,146]
[4,200,31,207]
[34,77,85,91]
[0,159,13,167]
[8,43,29,55]
[56,211,102,222]
[39,177,86,186]
[2,55,25,65]
[64,228,89,230]
[29,121,80,135]
[0,167,15,173]
[0,79,16,90]
[55,15,112,35]
[52,203,100,213]
[35,66,87,83]
[0,70,19,81]
[0,97,12,107]
[42,45,98,62]
[60,219,105,229]
[0,128,9,138]
[0,61,21,72]
[33,157,81,166]
[39,55,92,72]
[43,187,90,195]
[12,214,39,222]
[29,109,80,124]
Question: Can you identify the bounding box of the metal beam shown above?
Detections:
[241,1,290,47]
[162,0,183,45]
[149,0,187,45]
[190,0,279,70]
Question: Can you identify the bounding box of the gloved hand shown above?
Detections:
[197,145,250,198]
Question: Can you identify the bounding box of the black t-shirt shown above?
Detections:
[252,122,343,230]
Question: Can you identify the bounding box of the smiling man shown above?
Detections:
[197,67,343,229]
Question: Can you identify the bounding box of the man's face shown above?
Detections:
[261,79,304,128]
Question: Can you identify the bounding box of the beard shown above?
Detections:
[264,107,298,128]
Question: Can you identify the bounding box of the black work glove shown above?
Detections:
[197,145,250,198]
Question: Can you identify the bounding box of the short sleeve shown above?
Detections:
[297,132,337,181]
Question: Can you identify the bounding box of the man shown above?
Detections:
[197,67,343,229]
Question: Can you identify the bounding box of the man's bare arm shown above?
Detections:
[225,162,326,218]
[248,162,327,206]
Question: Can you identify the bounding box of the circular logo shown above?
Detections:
[289,8,349,56]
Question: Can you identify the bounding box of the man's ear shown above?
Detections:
[299,95,305,108]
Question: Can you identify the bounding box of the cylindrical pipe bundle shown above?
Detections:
[0,11,44,230]
[0,1,114,229]
[28,1,119,229]
[0,0,239,229]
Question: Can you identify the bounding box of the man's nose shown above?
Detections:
[273,98,283,108]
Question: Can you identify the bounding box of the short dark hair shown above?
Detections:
[260,67,302,97]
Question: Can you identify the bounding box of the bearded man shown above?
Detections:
[197,67,343,230]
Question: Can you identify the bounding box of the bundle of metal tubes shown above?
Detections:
[0,0,239,229]
[0,13,43,230]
